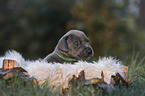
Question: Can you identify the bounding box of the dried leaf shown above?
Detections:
[120,66,128,72]
[3,72,14,80]
[69,70,86,87]
[69,70,106,87]
[101,71,104,80]
[69,76,76,87]
[77,70,85,82]
[111,73,129,87]
[89,78,106,84]
[120,66,128,78]
[32,78,38,88]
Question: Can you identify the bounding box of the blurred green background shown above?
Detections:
[0,0,145,61]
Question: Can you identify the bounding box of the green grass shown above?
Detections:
[0,55,145,96]
[108,54,145,96]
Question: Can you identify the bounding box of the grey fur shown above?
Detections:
[42,30,94,63]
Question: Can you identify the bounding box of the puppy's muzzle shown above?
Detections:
[79,47,94,60]
[82,47,93,56]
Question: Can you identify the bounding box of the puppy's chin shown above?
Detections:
[75,55,92,60]
[75,51,94,60]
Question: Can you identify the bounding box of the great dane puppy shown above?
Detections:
[42,30,94,63]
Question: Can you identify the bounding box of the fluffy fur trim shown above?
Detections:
[0,50,126,90]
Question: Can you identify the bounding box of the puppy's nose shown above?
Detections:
[88,48,92,54]
[86,47,92,54]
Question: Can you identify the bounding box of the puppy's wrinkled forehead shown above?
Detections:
[65,30,89,41]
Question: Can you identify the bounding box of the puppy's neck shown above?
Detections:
[42,51,77,63]
[55,51,77,62]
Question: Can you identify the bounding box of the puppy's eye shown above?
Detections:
[73,41,80,47]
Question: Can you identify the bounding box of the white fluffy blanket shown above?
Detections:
[0,50,126,90]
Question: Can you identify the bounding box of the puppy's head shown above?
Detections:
[55,30,94,61]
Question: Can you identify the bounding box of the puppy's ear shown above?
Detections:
[57,35,70,52]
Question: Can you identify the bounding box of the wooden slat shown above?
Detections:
[3,60,16,71]
[3,60,8,71]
